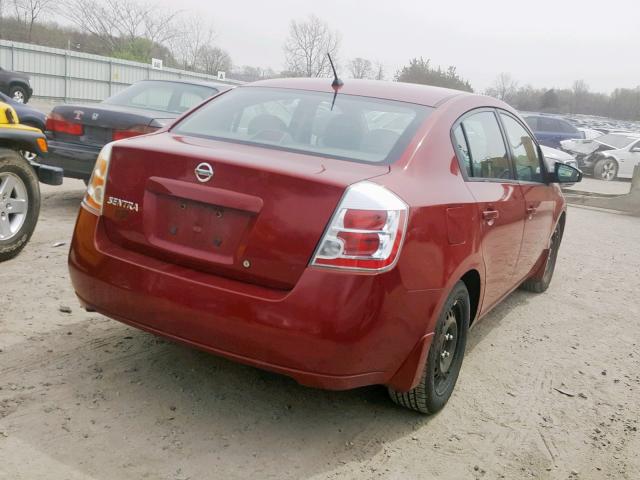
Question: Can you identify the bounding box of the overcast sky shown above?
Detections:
[160,0,639,93]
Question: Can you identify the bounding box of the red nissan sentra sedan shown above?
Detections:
[68,78,581,413]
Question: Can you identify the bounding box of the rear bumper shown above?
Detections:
[39,140,101,179]
[69,207,440,391]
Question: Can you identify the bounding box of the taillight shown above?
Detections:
[82,143,113,215]
[45,113,84,135]
[311,182,408,272]
[112,125,158,141]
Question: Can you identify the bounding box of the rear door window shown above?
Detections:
[500,113,543,182]
[455,111,513,180]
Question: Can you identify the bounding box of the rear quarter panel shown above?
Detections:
[376,95,507,328]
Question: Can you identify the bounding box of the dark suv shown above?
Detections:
[0,67,33,104]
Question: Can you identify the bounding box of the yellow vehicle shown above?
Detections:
[0,102,62,261]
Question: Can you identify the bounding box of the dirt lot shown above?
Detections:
[1,180,639,480]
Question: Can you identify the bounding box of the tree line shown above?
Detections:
[485,73,640,122]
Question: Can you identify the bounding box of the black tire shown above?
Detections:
[388,281,470,414]
[593,157,618,181]
[9,85,28,104]
[521,219,564,293]
[0,149,41,262]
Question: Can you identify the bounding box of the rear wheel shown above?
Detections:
[593,157,618,181]
[388,282,470,414]
[521,220,564,293]
[9,85,28,104]
[0,149,40,262]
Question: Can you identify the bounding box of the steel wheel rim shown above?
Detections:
[12,90,25,103]
[0,172,29,241]
[434,303,460,396]
[601,160,616,180]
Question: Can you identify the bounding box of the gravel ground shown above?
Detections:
[0,180,639,480]
[564,178,631,196]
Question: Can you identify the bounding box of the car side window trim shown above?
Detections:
[495,109,549,185]
[450,107,518,184]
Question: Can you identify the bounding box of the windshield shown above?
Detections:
[172,87,432,164]
[104,81,217,114]
[595,134,638,149]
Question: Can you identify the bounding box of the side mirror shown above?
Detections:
[552,162,582,184]
[631,147,640,153]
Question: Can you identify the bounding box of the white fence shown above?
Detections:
[0,40,241,103]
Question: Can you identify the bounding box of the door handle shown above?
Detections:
[482,209,499,225]
[526,206,537,218]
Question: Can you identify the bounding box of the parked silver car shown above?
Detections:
[561,133,640,181]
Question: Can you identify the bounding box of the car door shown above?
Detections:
[452,110,526,311]
[498,112,556,281]
[617,140,640,177]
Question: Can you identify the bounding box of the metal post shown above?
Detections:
[109,60,113,96]
[64,50,69,102]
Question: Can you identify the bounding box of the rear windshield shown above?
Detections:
[172,86,432,164]
[104,81,216,114]
[596,134,637,149]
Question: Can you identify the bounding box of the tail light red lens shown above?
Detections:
[112,125,158,141]
[343,209,388,230]
[45,113,83,135]
[338,231,381,256]
[311,182,408,272]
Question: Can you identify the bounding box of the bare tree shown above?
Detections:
[348,57,372,79]
[197,45,232,76]
[170,15,215,69]
[283,15,340,77]
[571,79,590,113]
[62,0,180,55]
[12,0,55,42]
[374,61,385,81]
[485,72,518,102]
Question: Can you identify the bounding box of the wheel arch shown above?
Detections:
[8,80,28,90]
[460,269,481,325]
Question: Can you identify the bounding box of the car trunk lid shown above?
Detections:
[46,104,173,146]
[101,133,389,290]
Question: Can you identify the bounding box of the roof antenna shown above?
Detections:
[327,53,342,111]
[327,53,343,88]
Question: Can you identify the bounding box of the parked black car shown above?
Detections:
[41,79,230,181]
[0,92,45,130]
[521,113,584,149]
[0,67,33,104]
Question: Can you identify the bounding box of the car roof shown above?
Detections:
[245,78,470,107]
[135,78,232,90]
